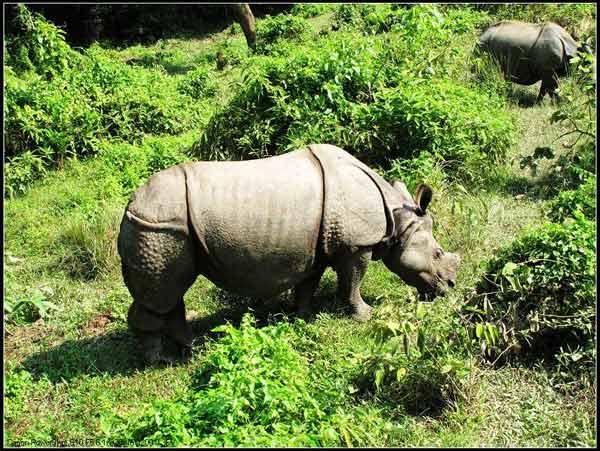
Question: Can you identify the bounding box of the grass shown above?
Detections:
[3,4,596,448]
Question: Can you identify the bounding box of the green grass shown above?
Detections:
[4,4,596,447]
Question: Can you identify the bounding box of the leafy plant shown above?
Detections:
[255,14,311,54]
[104,314,382,447]
[4,288,59,324]
[6,4,77,78]
[290,3,336,19]
[177,66,217,98]
[356,302,472,416]
[465,214,596,383]
[192,30,514,175]
[547,175,596,223]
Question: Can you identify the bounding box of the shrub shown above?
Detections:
[350,79,513,168]
[476,3,596,37]
[4,42,206,196]
[356,302,472,416]
[5,4,77,78]
[192,31,514,173]
[98,133,194,195]
[465,214,596,383]
[333,3,487,36]
[519,51,596,195]
[290,3,336,19]
[177,66,217,98]
[255,14,311,54]
[547,175,596,223]
[105,314,379,447]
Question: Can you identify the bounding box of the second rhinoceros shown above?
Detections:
[118,144,460,363]
[477,21,584,100]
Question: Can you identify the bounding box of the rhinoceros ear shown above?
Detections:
[414,183,433,214]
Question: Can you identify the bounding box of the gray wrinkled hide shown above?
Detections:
[478,21,579,98]
[120,145,405,304]
[118,144,460,363]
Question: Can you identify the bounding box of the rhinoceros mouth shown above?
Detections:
[418,278,450,301]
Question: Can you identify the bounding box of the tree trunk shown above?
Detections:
[231,3,256,50]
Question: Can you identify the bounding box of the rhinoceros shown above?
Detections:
[476,21,585,100]
[117,144,460,363]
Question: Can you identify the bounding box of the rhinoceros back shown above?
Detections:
[182,150,323,298]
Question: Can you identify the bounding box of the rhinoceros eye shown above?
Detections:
[434,248,444,259]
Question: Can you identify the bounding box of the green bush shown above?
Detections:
[477,3,596,36]
[290,3,336,19]
[255,14,311,54]
[193,31,514,172]
[5,4,77,78]
[177,66,217,98]
[333,3,487,36]
[5,43,206,197]
[356,303,471,416]
[547,175,596,223]
[465,214,596,383]
[105,314,380,447]
[98,133,195,195]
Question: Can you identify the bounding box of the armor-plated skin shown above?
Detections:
[118,144,460,363]
[477,21,580,100]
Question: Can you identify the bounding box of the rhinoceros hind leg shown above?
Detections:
[294,267,325,318]
[127,302,170,363]
[164,298,194,359]
[335,249,373,322]
[120,219,199,363]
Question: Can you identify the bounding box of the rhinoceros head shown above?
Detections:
[382,182,460,300]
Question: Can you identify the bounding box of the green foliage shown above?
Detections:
[385,151,447,194]
[4,287,59,325]
[98,133,194,195]
[6,4,77,78]
[177,66,217,98]
[465,215,596,382]
[104,314,382,447]
[547,175,596,223]
[193,30,514,173]
[547,50,596,186]
[255,14,311,54]
[290,3,336,19]
[4,150,50,199]
[479,3,596,35]
[333,4,488,36]
[5,43,206,197]
[356,302,472,415]
[519,51,596,194]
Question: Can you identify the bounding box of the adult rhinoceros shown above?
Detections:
[118,144,460,363]
[477,21,586,100]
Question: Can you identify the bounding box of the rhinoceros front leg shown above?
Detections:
[335,249,373,322]
[538,72,560,102]
[294,267,325,318]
